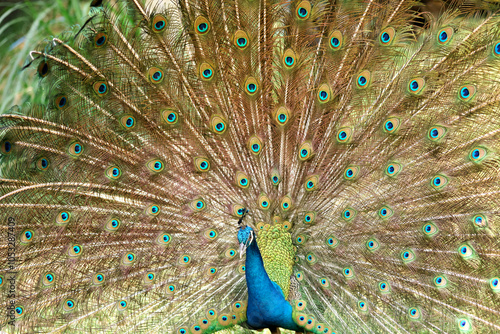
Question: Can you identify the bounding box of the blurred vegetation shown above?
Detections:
[0,0,90,112]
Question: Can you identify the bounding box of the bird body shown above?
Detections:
[1,0,500,333]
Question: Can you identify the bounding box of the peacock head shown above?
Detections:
[237,208,254,258]
[238,225,254,258]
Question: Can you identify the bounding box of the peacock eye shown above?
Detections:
[195,16,210,34]
[437,27,454,45]
[494,41,500,57]
[296,1,311,19]
[356,70,371,89]
[36,158,49,171]
[152,14,167,33]
[94,32,107,47]
[38,60,49,77]
[234,30,249,49]
[380,27,396,45]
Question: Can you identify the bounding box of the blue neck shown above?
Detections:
[245,239,301,331]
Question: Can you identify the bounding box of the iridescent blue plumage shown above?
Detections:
[238,226,301,331]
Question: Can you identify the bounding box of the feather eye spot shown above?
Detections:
[118,300,127,310]
[434,275,447,288]
[408,307,421,320]
[344,166,359,180]
[409,80,419,92]
[20,229,34,244]
[383,117,401,133]
[378,206,393,219]
[121,115,135,128]
[458,85,476,101]
[427,125,446,141]
[180,255,192,265]
[336,127,352,143]
[306,253,317,264]
[296,1,311,19]
[149,68,164,83]
[326,236,338,248]
[320,277,330,288]
[401,249,415,263]
[357,300,367,312]
[304,175,318,191]
[210,115,227,134]
[385,163,402,177]
[194,157,210,172]
[431,175,448,190]
[342,267,354,278]
[317,84,331,103]
[56,211,71,224]
[156,233,171,246]
[237,37,247,47]
[422,222,438,237]
[459,244,474,259]
[329,30,343,50]
[244,77,259,95]
[93,273,105,285]
[380,30,392,44]
[236,172,250,188]
[14,306,24,317]
[203,69,212,78]
[280,196,293,211]
[167,284,176,294]
[146,204,160,216]
[147,159,164,173]
[283,49,297,68]
[490,277,500,291]
[437,27,453,45]
[42,272,55,286]
[195,16,210,34]
[152,14,167,33]
[380,27,396,46]
[342,208,356,221]
[356,70,371,89]
[469,147,487,163]
[105,166,122,180]
[408,78,425,94]
[473,214,487,228]
[36,157,49,171]
[461,87,470,99]
[366,238,379,251]
[94,32,107,47]
[1,140,12,154]
[458,318,471,331]
[494,42,500,57]
[105,218,121,232]
[378,281,390,293]
[298,142,313,161]
[69,244,82,257]
[200,63,214,80]
[235,31,250,49]
[55,95,68,109]
[274,106,290,126]
[93,81,108,96]
[38,61,49,77]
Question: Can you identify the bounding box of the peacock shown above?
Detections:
[2,0,500,332]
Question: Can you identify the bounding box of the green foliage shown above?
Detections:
[0,0,87,112]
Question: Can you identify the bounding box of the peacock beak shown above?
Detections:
[239,242,247,259]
